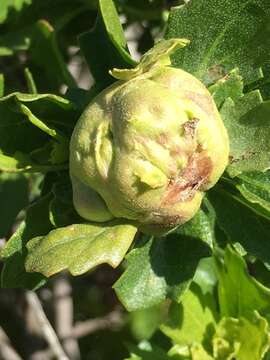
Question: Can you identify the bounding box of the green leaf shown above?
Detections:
[220,93,270,177]
[0,74,4,97]
[0,92,77,172]
[193,257,218,296]
[125,341,172,360]
[215,246,270,318]
[0,26,30,56]
[30,20,76,89]
[176,202,216,249]
[236,171,270,214]
[24,67,37,94]
[0,20,75,90]
[65,86,100,111]
[0,173,29,238]
[0,0,31,24]
[25,222,137,277]
[78,0,136,88]
[208,188,270,266]
[110,38,189,81]
[160,282,217,349]
[49,178,82,227]
[114,217,211,311]
[130,304,166,341]
[213,312,270,360]
[1,193,53,289]
[189,344,214,360]
[165,0,270,85]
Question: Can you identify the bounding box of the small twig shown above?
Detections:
[0,326,23,360]
[54,274,80,360]
[72,310,124,339]
[25,291,69,360]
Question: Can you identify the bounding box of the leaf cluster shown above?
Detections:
[1,0,270,358]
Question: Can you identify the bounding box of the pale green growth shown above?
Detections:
[70,39,229,234]
[110,38,190,81]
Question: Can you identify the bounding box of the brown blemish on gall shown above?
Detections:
[183,118,199,138]
[162,151,213,206]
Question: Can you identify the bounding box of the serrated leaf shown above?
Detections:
[236,171,270,213]
[220,93,270,177]
[208,188,270,267]
[213,312,270,360]
[208,69,244,109]
[165,0,270,85]
[215,246,270,318]
[114,217,211,311]
[1,193,53,289]
[25,222,137,277]
[79,0,136,88]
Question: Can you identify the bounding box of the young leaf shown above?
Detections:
[1,193,53,289]
[114,215,211,312]
[25,222,137,277]
[78,0,136,88]
[215,246,270,318]
[213,312,270,360]
[165,0,270,85]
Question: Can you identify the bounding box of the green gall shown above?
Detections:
[70,39,229,234]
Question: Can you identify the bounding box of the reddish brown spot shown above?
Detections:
[162,151,213,206]
[183,118,199,138]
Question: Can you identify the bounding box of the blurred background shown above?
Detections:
[0,1,184,359]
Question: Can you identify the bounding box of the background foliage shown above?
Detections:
[1,0,270,359]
